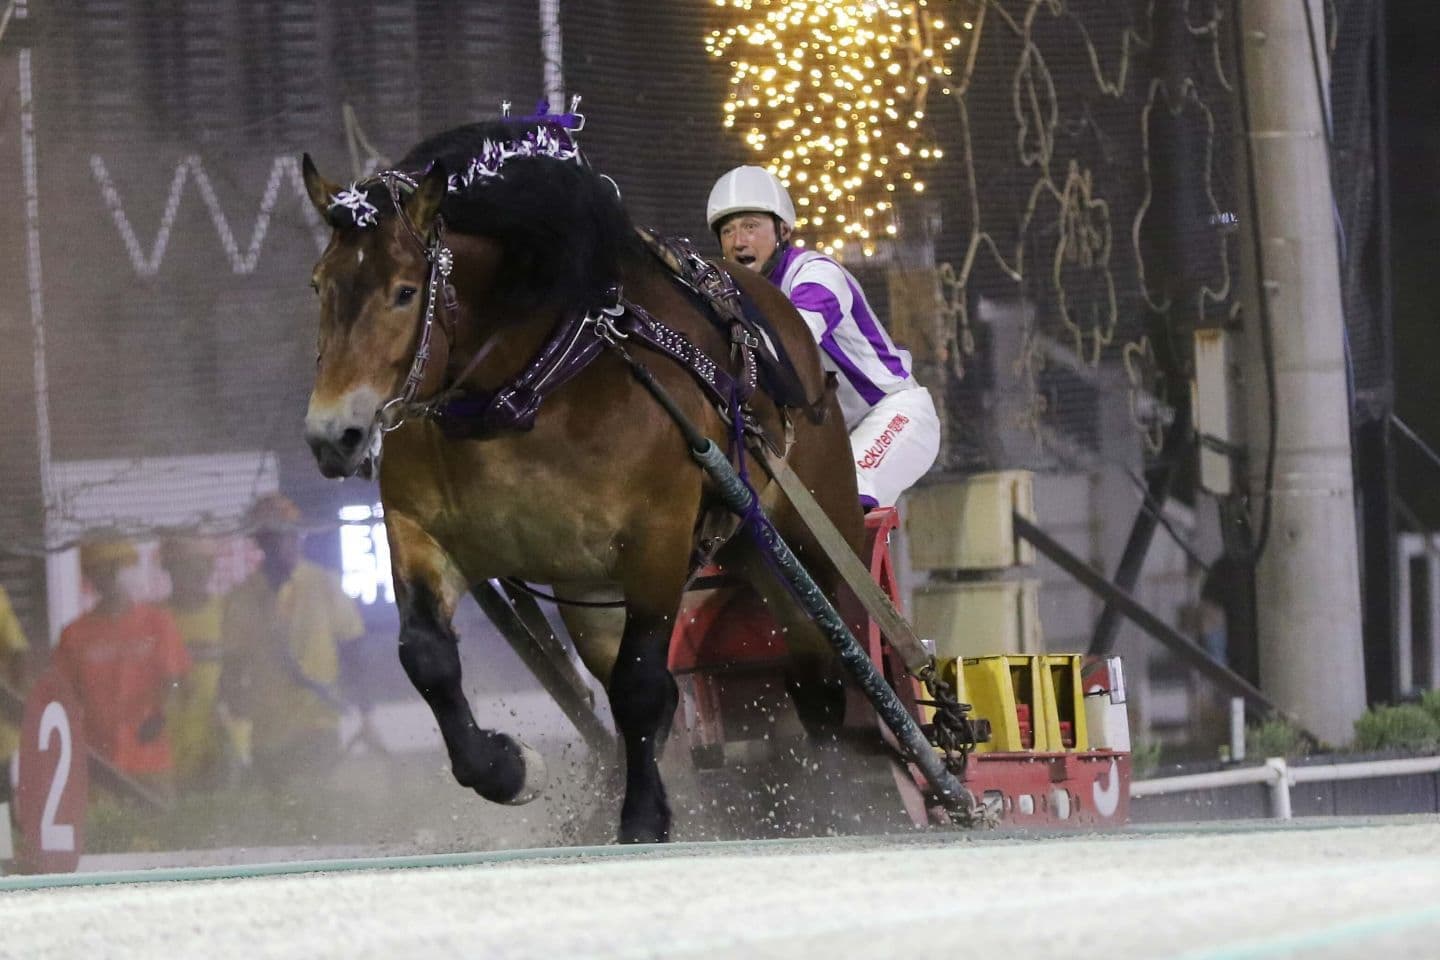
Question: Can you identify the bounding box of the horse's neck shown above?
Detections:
[442,247,694,395]
[445,295,565,392]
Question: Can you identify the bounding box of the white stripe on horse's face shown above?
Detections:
[357,250,365,264]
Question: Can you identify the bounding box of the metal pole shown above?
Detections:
[1090,407,1192,656]
[1265,757,1293,820]
[690,441,977,822]
[17,3,58,646]
[1368,0,1399,705]
[1230,696,1246,763]
[538,0,563,111]
[1358,415,1398,702]
[469,581,613,756]
[1232,0,1368,744]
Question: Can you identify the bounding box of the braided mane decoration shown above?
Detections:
[325,102,586,231]
[445,125,581,193]
[321,101,638,314]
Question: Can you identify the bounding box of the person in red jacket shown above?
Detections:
[54,539,191,791]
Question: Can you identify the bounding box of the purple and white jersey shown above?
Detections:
[768,246,916,430]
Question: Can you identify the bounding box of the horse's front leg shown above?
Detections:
[388,512,545,804]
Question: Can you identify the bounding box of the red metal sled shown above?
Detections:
[668,507,1132,828]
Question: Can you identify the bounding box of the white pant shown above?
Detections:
[849,385,940,507]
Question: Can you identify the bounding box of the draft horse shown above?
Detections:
[301,117,865,842]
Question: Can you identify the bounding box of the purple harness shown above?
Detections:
[429,277,759,441]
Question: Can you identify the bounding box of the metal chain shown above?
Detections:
[924,672,976,778]
[915,661,997,827]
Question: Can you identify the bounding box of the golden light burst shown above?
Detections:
[707,0,969,257]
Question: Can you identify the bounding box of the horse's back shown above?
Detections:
[725,264,833,407]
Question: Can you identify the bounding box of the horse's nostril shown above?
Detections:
[338,428,366,454]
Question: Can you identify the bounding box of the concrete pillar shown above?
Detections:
[1233,0,1367,744]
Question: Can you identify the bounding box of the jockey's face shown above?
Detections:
[718,213,791,272]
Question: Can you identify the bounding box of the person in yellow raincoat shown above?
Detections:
[220,494,364,787]
[160,535,227,790]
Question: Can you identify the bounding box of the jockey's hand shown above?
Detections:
[137,711,165,743]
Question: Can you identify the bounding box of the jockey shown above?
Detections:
[707,165,941,509]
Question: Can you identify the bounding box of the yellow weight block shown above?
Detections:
[1037,654,1088,751]
[945,654,1090,754]
[957,655,1039,753]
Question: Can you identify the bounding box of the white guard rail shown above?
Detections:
[1130,755,1440,819]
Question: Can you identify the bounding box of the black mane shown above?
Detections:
[400,120,644,312]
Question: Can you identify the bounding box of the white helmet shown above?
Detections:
[706,166,797,231]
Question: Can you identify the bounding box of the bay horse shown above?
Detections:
[300,117,864,843]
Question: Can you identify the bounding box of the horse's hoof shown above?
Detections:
[616,824,669,844]
[616,808,671,844]
[500,741,547,806]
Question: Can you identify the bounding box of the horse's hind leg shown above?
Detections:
[388,512,545,804]
[559,594,681,757]
[609,530,691,844]
[607,606,680,843]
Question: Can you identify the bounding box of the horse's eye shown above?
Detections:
[395,286,418,307]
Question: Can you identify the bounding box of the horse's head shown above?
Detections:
[300,156,449,478]
[300,118,641,476]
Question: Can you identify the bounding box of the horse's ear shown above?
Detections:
[405,163,448,228]
[301,153,340,216]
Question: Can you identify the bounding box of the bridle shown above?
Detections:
[365,169,460,435]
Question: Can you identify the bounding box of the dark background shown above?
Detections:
[1389,2,1440,525]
